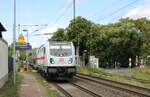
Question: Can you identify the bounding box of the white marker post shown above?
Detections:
[129,58,132,68]
[135,56,138,66]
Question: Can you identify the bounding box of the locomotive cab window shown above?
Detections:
[50,44,72,57]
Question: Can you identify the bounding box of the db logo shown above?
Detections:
[59,58,64,62]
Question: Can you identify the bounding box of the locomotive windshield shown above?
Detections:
[50,44,72,57]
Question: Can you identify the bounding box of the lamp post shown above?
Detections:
[13,0,16,84]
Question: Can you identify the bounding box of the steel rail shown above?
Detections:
[52,83,73,97]
[70,82,102,97]
[76,73,150,97]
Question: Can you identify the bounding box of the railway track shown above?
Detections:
[51,82,102,97]
[38,71,101,97]
[70,82,102,97]
[38,71,150,97]
[52,82,72,97]
[93,71,150,84]
[76,73,150,97]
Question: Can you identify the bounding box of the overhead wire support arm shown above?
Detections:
[19,24,48,27]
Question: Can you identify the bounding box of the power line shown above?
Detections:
[45,1,73,27]
[53,1,73,26]
[29,1,73,36]
[97,0,140,21]
[17,1,73,36]
[90,0,124,19]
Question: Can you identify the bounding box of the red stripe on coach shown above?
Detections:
[34,56,45,60]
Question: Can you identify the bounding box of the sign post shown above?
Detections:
[16,34,32,72]
[16,45,32,50]
[18,34,25,44]
[139,58,144,68]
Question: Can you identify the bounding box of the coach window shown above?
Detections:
[43,47,46,54]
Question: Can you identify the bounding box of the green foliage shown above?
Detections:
[8,46,13,57]
[51,28,66,40]
[0,73,22,97]
[51,16,150,67]
[8,42,27,60]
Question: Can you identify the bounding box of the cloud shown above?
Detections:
[124,5,150,19]
[59,8,68,15]
[2,23,68,47]
[41,23,67,35]
[28,23,68,48]
[25,13,32,19]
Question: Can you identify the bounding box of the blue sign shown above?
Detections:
[16,45,32,50]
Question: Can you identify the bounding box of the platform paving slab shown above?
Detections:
[19,73,49,97]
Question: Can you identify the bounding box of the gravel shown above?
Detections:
[73,77,139,97]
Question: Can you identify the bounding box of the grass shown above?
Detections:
[106,74,150,88]
[27,71,57,97]
[0,73,23,97]
[77,66,105,76]
[77,66,150,88]
[131,65,150,81]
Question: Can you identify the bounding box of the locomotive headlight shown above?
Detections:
[50,58,55,64]
[68,58,73,64]
[51,61,55,64]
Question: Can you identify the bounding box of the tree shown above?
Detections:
[51,16,150,67]
[51,28,66,40]
[66,16,92,55]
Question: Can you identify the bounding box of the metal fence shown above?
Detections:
[8,56,13,72]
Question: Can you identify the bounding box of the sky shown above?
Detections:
[0,0,150,48]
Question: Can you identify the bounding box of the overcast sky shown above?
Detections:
[0,0,150,48]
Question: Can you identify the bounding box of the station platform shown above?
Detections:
[19,73,49,97]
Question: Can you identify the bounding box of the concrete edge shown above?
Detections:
[0,38,8,45]
[0,74,8,88]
